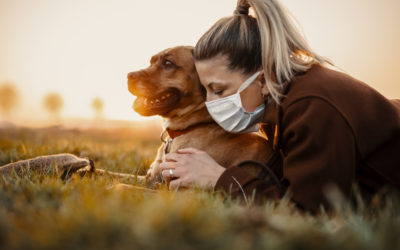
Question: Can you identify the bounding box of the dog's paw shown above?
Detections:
[145,168,152,179]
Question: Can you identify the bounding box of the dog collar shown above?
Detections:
[162,121,214,140]
[160,121,214,154]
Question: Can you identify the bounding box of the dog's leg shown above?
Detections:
[84,168,147,184]
[146,143,166,183]
[87,143,167,187]
[111,183,158,193]
[76,143,167,185]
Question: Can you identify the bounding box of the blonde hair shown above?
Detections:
[194,0,332,104]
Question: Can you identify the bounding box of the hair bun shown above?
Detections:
[234,3,250,15]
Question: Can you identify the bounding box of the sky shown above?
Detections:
[0,0,399,123]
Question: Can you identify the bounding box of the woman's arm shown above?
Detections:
[214,97,358,213]
[281,97,357,212]
[159,148,283,204]
[159,97,357,213]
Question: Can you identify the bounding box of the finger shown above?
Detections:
[159,162,174,171]
[169,178,184,190]
[164,153,183,162]
[177,147,201,154]
[161,165,185,178]
[161,169,170,179]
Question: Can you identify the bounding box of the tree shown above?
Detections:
[43,92,64,121]
[0,83,19,119]
[91,97,104,120]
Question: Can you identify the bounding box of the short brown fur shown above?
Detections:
[127,46,276,185]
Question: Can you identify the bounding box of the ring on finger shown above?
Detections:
[169,168,174,178]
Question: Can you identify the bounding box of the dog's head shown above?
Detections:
[127,46,206,117]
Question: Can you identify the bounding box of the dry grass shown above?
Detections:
[0,126,399,250]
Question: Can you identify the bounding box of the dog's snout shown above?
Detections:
[127,72,139,94]
[127,71,138,81]
[127,70,153,96]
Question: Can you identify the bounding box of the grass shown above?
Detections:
[0,126,399,250]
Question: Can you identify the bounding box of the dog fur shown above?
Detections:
[127,46,276,185]
[0,46,277,190]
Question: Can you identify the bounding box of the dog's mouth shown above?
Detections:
[133,88,181,116]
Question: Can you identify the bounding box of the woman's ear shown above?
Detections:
[256,71,269,98]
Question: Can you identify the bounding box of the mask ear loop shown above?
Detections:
[237,71,263,110]
[237,71,262,93]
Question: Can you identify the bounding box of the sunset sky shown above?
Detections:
[0,0,399,124]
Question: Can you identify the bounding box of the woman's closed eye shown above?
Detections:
[213,89,224,96]
[206,82,228,97]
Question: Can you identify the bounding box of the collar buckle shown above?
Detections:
[160,130,173,154]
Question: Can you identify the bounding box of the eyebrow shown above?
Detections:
[162,53,172,58]
[150,56,157,64]
[207,82,228,89]
[149,53,175,64]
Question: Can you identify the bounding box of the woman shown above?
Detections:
[159,0,400,213]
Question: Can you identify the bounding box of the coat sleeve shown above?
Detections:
[214,163,283,205]
[214,97,358,213]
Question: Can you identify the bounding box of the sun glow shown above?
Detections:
[0,0,399,127]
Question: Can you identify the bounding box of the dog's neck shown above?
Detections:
[162,102,214,131]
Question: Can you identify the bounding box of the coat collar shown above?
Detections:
[262,64,315,124]
[260,65,312,150]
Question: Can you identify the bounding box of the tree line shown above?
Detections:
[0,83,104,121]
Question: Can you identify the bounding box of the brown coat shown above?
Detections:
[214,63,400,213]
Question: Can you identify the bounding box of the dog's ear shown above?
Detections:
[188,46,206,97]
[200,84,207,97]
[189,47,196,59]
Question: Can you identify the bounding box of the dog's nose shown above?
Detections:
[127,71,142,95]
[127,72,134,80]
[127,71,143,81]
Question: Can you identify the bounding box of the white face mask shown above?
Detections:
[205,71,265,134]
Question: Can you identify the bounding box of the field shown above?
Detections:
[0,125,399,250]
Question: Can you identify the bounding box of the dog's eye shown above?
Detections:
[163,59,174,68]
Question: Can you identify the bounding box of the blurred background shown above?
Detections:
[0,0,399,128]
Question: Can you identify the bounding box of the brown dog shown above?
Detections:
[0,46,279,192]
[127,46,279,186]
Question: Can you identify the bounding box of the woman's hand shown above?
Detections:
[159,148,226,190]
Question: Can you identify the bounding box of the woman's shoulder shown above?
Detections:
[283,63,380,107]
[282,63,399,123]
[281,63,400,157]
